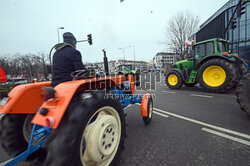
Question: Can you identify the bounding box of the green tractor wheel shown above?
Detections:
[165,70,183,89]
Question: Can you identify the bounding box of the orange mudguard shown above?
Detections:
[141,93,151,117]
[0,82,51,114]
[32,75,126,129]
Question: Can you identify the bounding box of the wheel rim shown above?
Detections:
[148,100,153,119]
[80,106,121,166]
[168,74,178,86]
[23,114,34,144]
[202,66,226,87]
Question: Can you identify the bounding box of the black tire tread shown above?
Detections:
[197,58,236,93]
[166,70,183,89]
[44,91,126,166]
[236,73,250,116]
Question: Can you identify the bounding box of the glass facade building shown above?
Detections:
[193,0,250,62]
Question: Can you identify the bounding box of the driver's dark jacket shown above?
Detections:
[52,44,84,87]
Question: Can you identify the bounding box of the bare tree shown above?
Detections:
[165,11,200,59]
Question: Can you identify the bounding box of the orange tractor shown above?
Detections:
[0,50,153,166]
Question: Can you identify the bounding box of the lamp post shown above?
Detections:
[133,45,135,68]
[119,45,131,62]
[57,27,64,43]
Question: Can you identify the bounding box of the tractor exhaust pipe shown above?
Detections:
[103,49,109,76]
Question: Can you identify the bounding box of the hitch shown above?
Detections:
[4,125,51,166]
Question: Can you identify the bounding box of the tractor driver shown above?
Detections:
[52,32,85,87]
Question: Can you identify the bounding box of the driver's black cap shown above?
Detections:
[63,32,77,46]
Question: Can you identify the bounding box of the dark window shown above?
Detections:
[247,20,250,40]
[194,44,205,59]
[217,42,227,52]
[206,42,214,55]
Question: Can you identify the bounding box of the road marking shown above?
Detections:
[134,104,250,140]
[202,128,250,146]
[124,104,131,110]
[162,91,176,94]
[0,159,12,166]
[152,107,250,140]
[154,111,169,118]
[190,94,213,98]
[160,84,166,86]
[0,113,4,120]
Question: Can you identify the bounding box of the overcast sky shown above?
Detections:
[0,0,228,63]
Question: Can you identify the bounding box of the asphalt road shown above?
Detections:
[1,73,250,165]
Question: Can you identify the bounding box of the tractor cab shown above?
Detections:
[117,64,135,74]
[190,38,230,66]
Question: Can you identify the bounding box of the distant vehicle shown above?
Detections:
[117,64,140,86]
[15,80,28,85]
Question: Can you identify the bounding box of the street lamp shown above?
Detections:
[57,27,64,43]
[119,45,131,61]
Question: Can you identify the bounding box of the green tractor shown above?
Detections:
[117,64,140,86]
[166,38,248,92]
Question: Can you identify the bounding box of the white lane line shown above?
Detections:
[124,104,131,110]
[0,159,12,166]
[0,113,4,120]
[202,128,250,146]
[154,111,169,118]
[153,107,250,139]
[135,104,250,140]
[190,94,213,98]
[162,91,176,94]
[160,84,166,86]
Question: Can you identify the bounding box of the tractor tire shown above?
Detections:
[44,91,126,166]
[166,70,183,89]
[143,96,153,125]
[0,114,47,165]
[236,73,250,116]
[197,59,236,93]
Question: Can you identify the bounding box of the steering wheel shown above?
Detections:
[71,69,95,80]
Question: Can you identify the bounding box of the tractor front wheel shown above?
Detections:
[142,95,153,125]
[166,71,183,89]
[44,91,126,166]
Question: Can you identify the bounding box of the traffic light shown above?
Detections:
[87,34,93,45]
[237,0,246,18]
[47,65,51,74]
[231,18,237,29]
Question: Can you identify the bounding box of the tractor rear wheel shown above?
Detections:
[44,91,126,166]
[236,73,250,116]
[166,70,183,89]
[0,114,47,164]
[197,59,236,92]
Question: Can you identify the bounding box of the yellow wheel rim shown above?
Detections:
[202,66,226,87]
[168,74,178,86]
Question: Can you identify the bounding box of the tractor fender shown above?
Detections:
[141,93,151,117]
[169,68,185,80]
[32,75,126,129]
[0,81,51,114]
[198,55,236,69]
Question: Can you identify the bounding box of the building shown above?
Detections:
[191,0,250,62]
[85,60,147,72]
[153,52,177,69]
